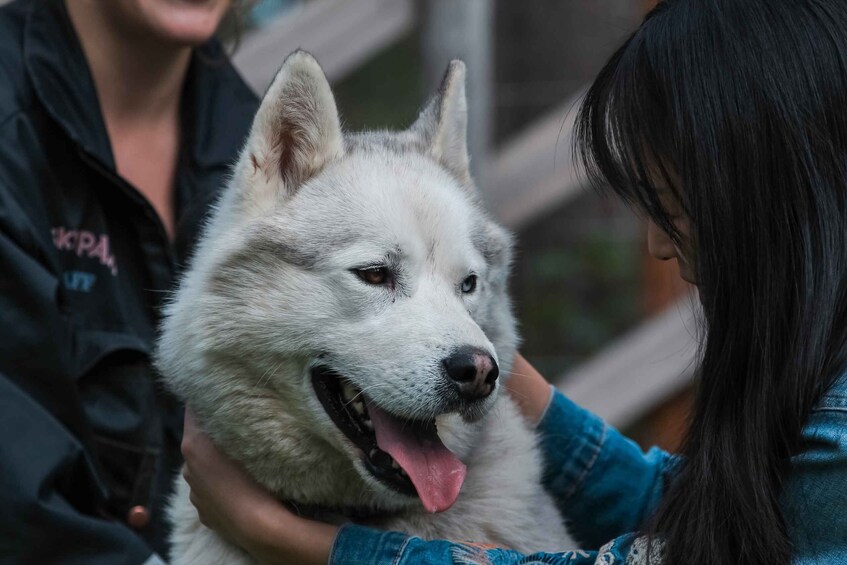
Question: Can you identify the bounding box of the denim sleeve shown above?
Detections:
[537,387,678,548]
[782,391,847,564]
[330,524,641,565]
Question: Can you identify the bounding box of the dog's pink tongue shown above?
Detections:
[366,401,466,513]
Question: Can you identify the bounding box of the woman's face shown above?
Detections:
[647,188,697,285]
[101,0,233,46]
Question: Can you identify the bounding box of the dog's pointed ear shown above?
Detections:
[236,50,343,212]
[412,60,471,184]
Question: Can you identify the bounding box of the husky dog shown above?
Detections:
[157,51,571,564]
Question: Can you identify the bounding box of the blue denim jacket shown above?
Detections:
[329,374,847,564]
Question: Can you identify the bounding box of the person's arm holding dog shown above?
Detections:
[504,354,555,425]
[181,410,338,565]
[509,356,675,546]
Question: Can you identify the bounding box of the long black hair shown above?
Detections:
[576,0,847,562]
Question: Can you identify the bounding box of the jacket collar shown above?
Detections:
[23,0,258,173]
[24,0,113,167]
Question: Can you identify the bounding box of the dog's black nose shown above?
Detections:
[443,347,499,401]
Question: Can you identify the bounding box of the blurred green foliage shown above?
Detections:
[513,197,644,378]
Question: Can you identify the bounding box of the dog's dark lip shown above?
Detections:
[311,366,417,497]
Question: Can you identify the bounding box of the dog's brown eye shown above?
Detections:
[461,274,477,294]
[355,267,391,286]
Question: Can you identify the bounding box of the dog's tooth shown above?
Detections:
[391,460,400,470]
[362,419,373,430]
[341,382,356,402]
[369,449,379,459]
[352,400,365,415]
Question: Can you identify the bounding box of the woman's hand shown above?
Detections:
[181,410,338,565]
[505,353,554,427]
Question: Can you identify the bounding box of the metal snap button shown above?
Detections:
[127,505,150,529]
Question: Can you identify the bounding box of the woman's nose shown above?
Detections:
[646,219,677,261]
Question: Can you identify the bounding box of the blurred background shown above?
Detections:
[220,0,699,452]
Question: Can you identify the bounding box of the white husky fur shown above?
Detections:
[157,51,572,564]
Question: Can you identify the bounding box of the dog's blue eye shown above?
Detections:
[354,267,391,286]
[461,274,477,294]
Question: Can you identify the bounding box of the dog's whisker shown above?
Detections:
[342,382,384,408]
[254,361,282,390]
[504,388,531,401]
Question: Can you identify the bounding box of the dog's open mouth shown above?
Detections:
[311,367,466,513]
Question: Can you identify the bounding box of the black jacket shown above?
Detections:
[0,1,258,562]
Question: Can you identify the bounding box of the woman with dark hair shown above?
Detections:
[573,0,847,561]
[0,0,257,562]
[182,0,847,563]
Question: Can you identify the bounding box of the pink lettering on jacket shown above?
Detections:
[51,227,118,275]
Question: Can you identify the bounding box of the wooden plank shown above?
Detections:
[556,296,699,428]
[483,93,585,229]
[232,0,415,93]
